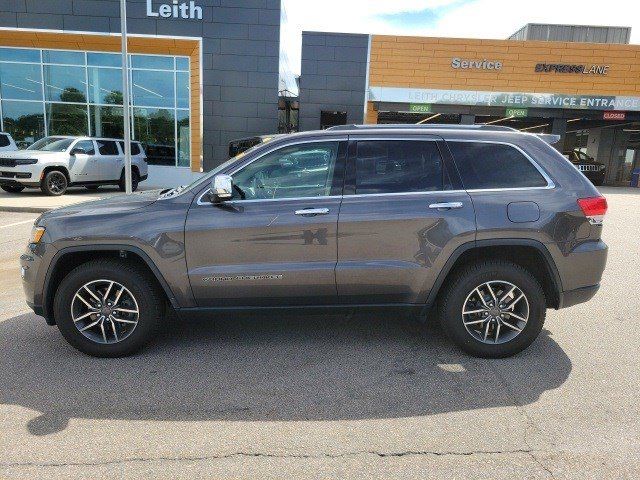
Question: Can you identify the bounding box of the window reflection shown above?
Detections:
[0,48,191,167]
[1,100,45,147]
[0,63,43,101]
[133,107,175,166]
[44,65,87,103]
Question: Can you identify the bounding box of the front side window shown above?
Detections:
[232,142,341,200]
[447,142,548,190]
[355,140,443,194]
[74,140,95,155]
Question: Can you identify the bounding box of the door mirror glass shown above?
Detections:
[210,174,233,202]
[70,147,85,155]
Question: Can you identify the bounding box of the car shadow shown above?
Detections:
[1,310,571,436]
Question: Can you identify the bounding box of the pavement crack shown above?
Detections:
[5,448,540,468]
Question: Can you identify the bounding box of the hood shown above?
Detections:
[0,150,61,159]
[39,189,163,222]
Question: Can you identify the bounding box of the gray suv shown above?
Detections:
[20,125,608,358]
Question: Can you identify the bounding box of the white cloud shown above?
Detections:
[282,0,640,74]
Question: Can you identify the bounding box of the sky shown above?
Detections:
[281,0,640,74]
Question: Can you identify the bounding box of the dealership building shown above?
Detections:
[0,1,639,187]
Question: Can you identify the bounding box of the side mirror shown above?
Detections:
[70,147,85,156]
[210,174,233,202]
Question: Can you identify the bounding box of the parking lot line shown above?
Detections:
[0,219,36,229]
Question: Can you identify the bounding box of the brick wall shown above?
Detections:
[299,31,368,131]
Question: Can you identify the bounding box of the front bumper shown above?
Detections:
[0,171,39,187]
[558,284,600,309]
[20,242,55,324]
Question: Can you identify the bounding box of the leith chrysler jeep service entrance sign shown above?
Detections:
[147,0,202,19]
[451,58,502,70]
[368,87,640,111]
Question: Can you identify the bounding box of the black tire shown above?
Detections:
[1,185,25,193]
[118,169,139,192]
[85,185,100,191]
[592,178,604,186]
[41,170,68,196]
[437,260,546,358]
[53,259,163,357]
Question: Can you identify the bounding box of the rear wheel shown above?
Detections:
[438,260,546,358]
[53,259,163,357]
[118,169,139,192]
[1,185,25,193]
[41,170,68,196]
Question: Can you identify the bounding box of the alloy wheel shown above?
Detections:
[70,279,140,344]
[47,172,67,194]
[461,280,529,344]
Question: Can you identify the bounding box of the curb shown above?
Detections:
[0,206,51,213]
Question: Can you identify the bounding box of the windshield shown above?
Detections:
[27,137,74,152]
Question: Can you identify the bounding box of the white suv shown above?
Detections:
[0,136,148,196]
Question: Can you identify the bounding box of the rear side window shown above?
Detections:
[355,140,443,194]
[448,142,548,190]
[0,134,10,147]
[119,141,141,155]
[96,140,119,156]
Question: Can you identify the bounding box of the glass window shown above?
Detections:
[1,100,45,147]
[0,47,40,63]
[96,139,119,155]
[133,107,175,166]
[131,55,173,70]
[119,141,141,155]
[177,109,190,167]
[90,105,124,138]
[355,141,443,194]
[176,71,189,109]
[87,52,121,68]
[132,70,174,108]
[43,65,86,103]
[0,134,10,147]
[0,63,43,101]
[73,140,95,155]
[447,142,548,190]
[232,142,340,200]
[87,67,123,104]
[28,137,74,152]
[43,50,85,65]
[176,57,189,71]
[45,103,88,136]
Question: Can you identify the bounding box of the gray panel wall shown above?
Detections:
[299,31,368,131]
[0,0,281,170]
[508,23,631,44]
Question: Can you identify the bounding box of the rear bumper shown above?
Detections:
[558,284,600,309]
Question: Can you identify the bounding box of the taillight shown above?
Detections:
[577,196,607,225]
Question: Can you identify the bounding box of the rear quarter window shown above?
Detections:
[447,141,548,190]
[119,141,141,155]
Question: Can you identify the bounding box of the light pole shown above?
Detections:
[120,0,132,194]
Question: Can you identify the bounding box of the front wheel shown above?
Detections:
[1,185,25,193]
[438,260,546,358]
[53,259,163,357]
[41,170,68,196]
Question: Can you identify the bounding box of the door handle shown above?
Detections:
[294,208,329,216]
[429,202,464,210]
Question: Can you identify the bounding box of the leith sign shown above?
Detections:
[146,0,202,19]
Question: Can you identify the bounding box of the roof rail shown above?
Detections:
[326,124,518,132]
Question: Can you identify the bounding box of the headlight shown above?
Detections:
[29,226,46,244]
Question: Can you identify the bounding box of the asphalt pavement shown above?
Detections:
[1,187,639,479]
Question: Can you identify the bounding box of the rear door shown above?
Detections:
[336,135,476,304]
[185,139,347,307]
[95,139,123,181]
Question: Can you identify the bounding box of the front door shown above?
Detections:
[336,136,476,304]
[68,140,99,182]
[185,140,347,307]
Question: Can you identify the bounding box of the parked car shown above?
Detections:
[0,136,148,196]
[21,125,608,358]
[563,149,606,186]
[0,131,18,152]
